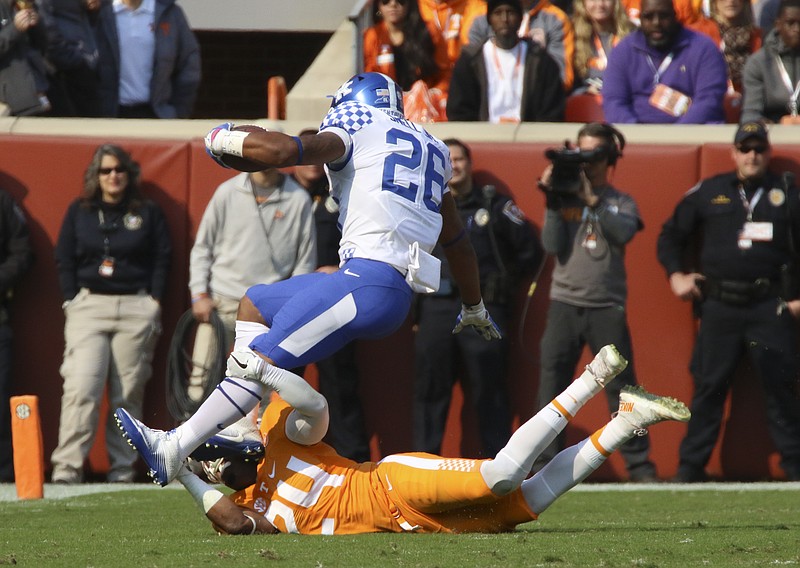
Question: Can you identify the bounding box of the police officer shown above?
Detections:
[657,121,800,482]
[536,122,657,482]
[413,138,542,457]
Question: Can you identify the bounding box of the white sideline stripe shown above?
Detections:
[1,481,797,502]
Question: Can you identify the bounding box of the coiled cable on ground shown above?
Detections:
[166,309,226,422]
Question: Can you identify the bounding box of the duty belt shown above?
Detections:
[702,277,779,306]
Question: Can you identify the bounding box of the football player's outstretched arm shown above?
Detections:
[177,465,277,535]
[206,126,346,168]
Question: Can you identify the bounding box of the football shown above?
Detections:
[220,124,269,172]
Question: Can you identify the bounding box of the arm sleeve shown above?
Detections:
[188,190,222,297]
[531,50,566,121]
[541,208,568,255]
[595,194,642,245]
[740,53,767,123]
[445,52,481,121]
[677,41,727,124]
[148,203,172,300]
[169,7,201,118]
[656,186,701,276]
[54,202,79,300]
[0,193,33,293]
[601,44,639,123]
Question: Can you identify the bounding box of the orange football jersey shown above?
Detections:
[231,398,536,534]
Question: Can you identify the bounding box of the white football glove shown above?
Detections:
[204,122,234,168]
[452,299,502,340]
[226,349,265,381]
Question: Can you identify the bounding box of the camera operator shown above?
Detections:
[534,122,657,482]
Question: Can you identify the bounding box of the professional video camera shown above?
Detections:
[544,143,608,195]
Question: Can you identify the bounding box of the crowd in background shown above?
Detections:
[362,0,800,125]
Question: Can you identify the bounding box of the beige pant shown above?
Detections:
[187,295,238,401]
[50,289,161,482]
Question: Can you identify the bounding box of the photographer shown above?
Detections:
[534,122,657,482]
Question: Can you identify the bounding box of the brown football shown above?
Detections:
[220,124,269,172]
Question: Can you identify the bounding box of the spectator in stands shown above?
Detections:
[94,0,201,118]
[447,0,566,122]
[0,0,52,116]
[621,0,703,27]
[188,164,316,403]
[534,122,658,482]
[418,0,487,87]
[0,187,33,483]
[291,128,371,463]
[741,0,800,123]
[602,0,729,123]
[40,0,101,117]
[363,0,447,91]
[571,0,635,95]
[694,0,762,94]
[50,144,171,483]
[413,139,542,458]
[469,0,576,92]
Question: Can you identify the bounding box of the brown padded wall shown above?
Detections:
[1,134,794,481]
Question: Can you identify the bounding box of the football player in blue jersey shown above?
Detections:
[116,72,503,487]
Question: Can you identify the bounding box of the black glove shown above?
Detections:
[537,180,562,210]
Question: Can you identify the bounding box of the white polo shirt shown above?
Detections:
[114,0,156,106]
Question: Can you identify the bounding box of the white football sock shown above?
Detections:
[480,373,599,495]
[175,376,265,459]
[522,419,637,515]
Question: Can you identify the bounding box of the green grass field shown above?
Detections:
[1,483,798,567]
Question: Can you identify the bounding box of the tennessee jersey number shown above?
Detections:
[382,128,446,213]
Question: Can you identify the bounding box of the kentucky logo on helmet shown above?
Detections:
[329,73,404,116]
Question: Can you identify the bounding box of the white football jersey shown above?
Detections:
[319,101,452,273]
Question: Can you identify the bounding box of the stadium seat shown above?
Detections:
[565,93,605,123]
[723,91,742,124]
[267,75,287,120]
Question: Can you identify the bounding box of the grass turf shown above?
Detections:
[0,485,798,567]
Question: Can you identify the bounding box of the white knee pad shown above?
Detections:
[234,320,269,351]
[480,451,528,496]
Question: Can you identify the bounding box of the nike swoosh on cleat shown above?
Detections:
[230,355,247,369]
[343,268,360,277]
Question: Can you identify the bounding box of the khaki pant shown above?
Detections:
[50,289,161,482]
[187,295,238,401]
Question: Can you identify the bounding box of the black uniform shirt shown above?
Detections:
[55,197,172,300]
[657,171,800,281]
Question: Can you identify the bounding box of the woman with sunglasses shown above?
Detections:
[50,144,171,484]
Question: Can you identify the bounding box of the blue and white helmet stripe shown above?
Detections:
[330,72,404,116]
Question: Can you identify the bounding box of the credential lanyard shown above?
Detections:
[738,186,763,222]
[775,56,800,116]
[646,52,674,87]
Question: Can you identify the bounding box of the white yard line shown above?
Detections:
[1,481,798,503]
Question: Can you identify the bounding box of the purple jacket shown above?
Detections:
[602,26,727,124]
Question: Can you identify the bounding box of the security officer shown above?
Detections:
[413,138,542,457]
[535,122,657,482]
[657,121,800,482]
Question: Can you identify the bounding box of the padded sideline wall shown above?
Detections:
[1,122,798,482]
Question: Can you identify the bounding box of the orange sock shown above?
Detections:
[10,395,44,500]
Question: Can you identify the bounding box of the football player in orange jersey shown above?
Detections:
[174,344,689,535]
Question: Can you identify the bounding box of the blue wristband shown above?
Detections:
[291,136,304,165]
